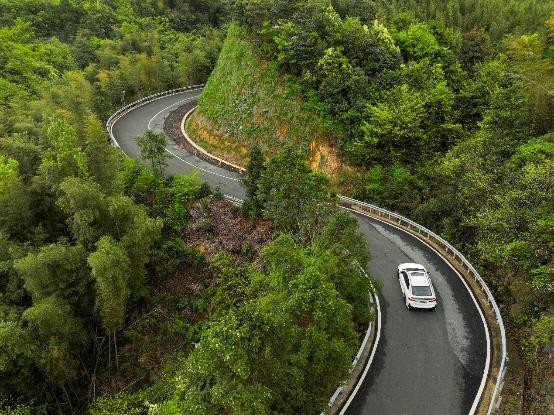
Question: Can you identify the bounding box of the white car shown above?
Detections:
[398,263,437,310]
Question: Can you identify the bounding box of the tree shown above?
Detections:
[364,20,402,74]
[22,297,86,388]
[505,32,554,135]
[164,173,203,232]
[38,116,88,186]
[357,59,460,164]
[57,177,163,288]
[82,115,123,195]
[374,0,554,40]
[169,310,274,415]
[135,130,170,176]
[257,146,336,242]
[0,156,32,238]
[0,155,19,192]
[393,22,444,62]
[162,233,361,415]
[260,234,306,286]
[460,28,493,70]
[477,81,531,162]
[0,232,26,306]
[14,243,90,309]
[281,257,356,413]
[470,137,554,324]
[0,321,41,402]
[311,211,373,327]
[0,20,75,95]
[360,163,421,214]
[359,83,426,162]
[241,145,265,220]
[332,0,376,24]
[455,58,508,131]
[115,200,162,295]
[0,135,41,180]
[313,47,369,118]
[334,17,401,75]
[209,251,257,314]
[57,177,108,249]
[88,236,131,370]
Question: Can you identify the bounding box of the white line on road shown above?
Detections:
[165,148,241,182]
[142,93,242,182]
[339,272,382,414]
[147,97,195,131]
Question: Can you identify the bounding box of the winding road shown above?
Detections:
[111,89,489,415]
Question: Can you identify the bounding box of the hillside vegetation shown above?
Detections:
[190,25,348,177]
[192,1,554,413]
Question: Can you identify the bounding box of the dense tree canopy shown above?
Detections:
[0,1,230,413]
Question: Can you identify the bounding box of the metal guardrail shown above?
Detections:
[105,85,204,146]
[339,195,507,414]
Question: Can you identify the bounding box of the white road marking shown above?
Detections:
[147,97,195,131]
[339,283,382,414]
[165,148,240,181]
[109,88,203,147]
[142,93,241,181]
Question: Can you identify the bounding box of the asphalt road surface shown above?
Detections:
[111,90,488,415]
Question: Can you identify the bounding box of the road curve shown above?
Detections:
[111,90,488,415]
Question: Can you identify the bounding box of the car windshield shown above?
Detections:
[412,285,432,297]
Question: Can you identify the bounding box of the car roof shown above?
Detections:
[410,274,430,287]
[399,262,426,271]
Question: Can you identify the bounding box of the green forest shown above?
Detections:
[1,0,553,414]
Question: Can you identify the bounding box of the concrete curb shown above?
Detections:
[180,107,246,174]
